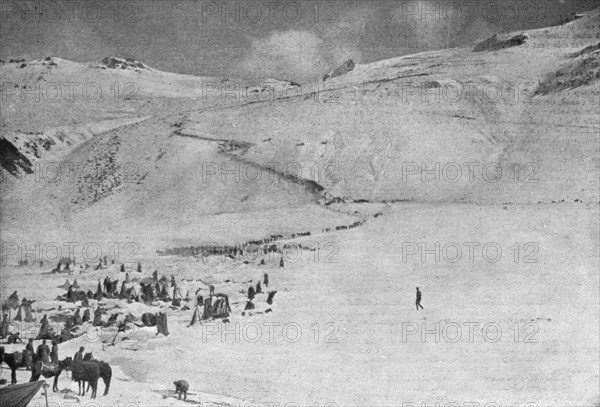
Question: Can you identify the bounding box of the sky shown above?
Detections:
[1,0,598,82]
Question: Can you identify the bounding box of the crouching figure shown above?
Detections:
[174,379,189,400]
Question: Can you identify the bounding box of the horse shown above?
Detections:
[72,359,99,398]
[30,357,72,392]
[0,346,31,384]
[83,352,112,396]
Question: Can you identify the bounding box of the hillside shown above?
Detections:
[1,9,599,248]
[182,10,600,204]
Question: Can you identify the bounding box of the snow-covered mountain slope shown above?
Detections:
[1,9,599,247]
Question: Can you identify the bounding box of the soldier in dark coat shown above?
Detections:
[50,340,59,363]
[23,338,34,368]
[120,263,125,272]
[137,261,142,273]
[36,339,50,362]
[264,273,269,287]
[256,282,262,293]
[73,308,82,325]
[38,314,49,339]
[25,338,34,354]
[279,257,285,268]
[74,346,85,363]
[82,308,91,323]
[416,287,424,310]
[247,285,255,300]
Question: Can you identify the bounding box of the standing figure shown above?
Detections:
[50,340,59,363]
[279,257,285,268]
[263,273,269,287]
[36,339,50,362]
[25,338,34,354]
[416,287,424,310]
[82,308,91,323]
[74,346,85,362]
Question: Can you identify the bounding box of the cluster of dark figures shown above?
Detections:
[3,336,57,364]
[190,285,232,324]
[62,268,180,308]
[0,343,112,399]
[243,273,276,312]
[0,338,57,386]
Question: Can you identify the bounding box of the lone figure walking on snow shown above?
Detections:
[416,287,423,310]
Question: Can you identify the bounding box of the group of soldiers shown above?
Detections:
[5,334,59,366]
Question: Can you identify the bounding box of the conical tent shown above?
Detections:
[95,280,103,299]
[93,308,103,326]
[58,279,71,289]
[119,281,128,299]
[74,309,82,325]
[201,298,212,320]
[156,312,169,336]
[14,306,23,321]
[189,305,202,326]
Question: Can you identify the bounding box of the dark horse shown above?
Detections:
[29,357,72,392]
[0,346,33,384]
[72,358,100,398]
[83,352,112,396]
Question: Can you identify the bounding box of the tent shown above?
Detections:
[189,305,202,326]
[0,380,45,407]
[156,312,169,336]
[95,280,103,299]
[212,295,231,319]
[93,308,103,326]
[57,280,71,289]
